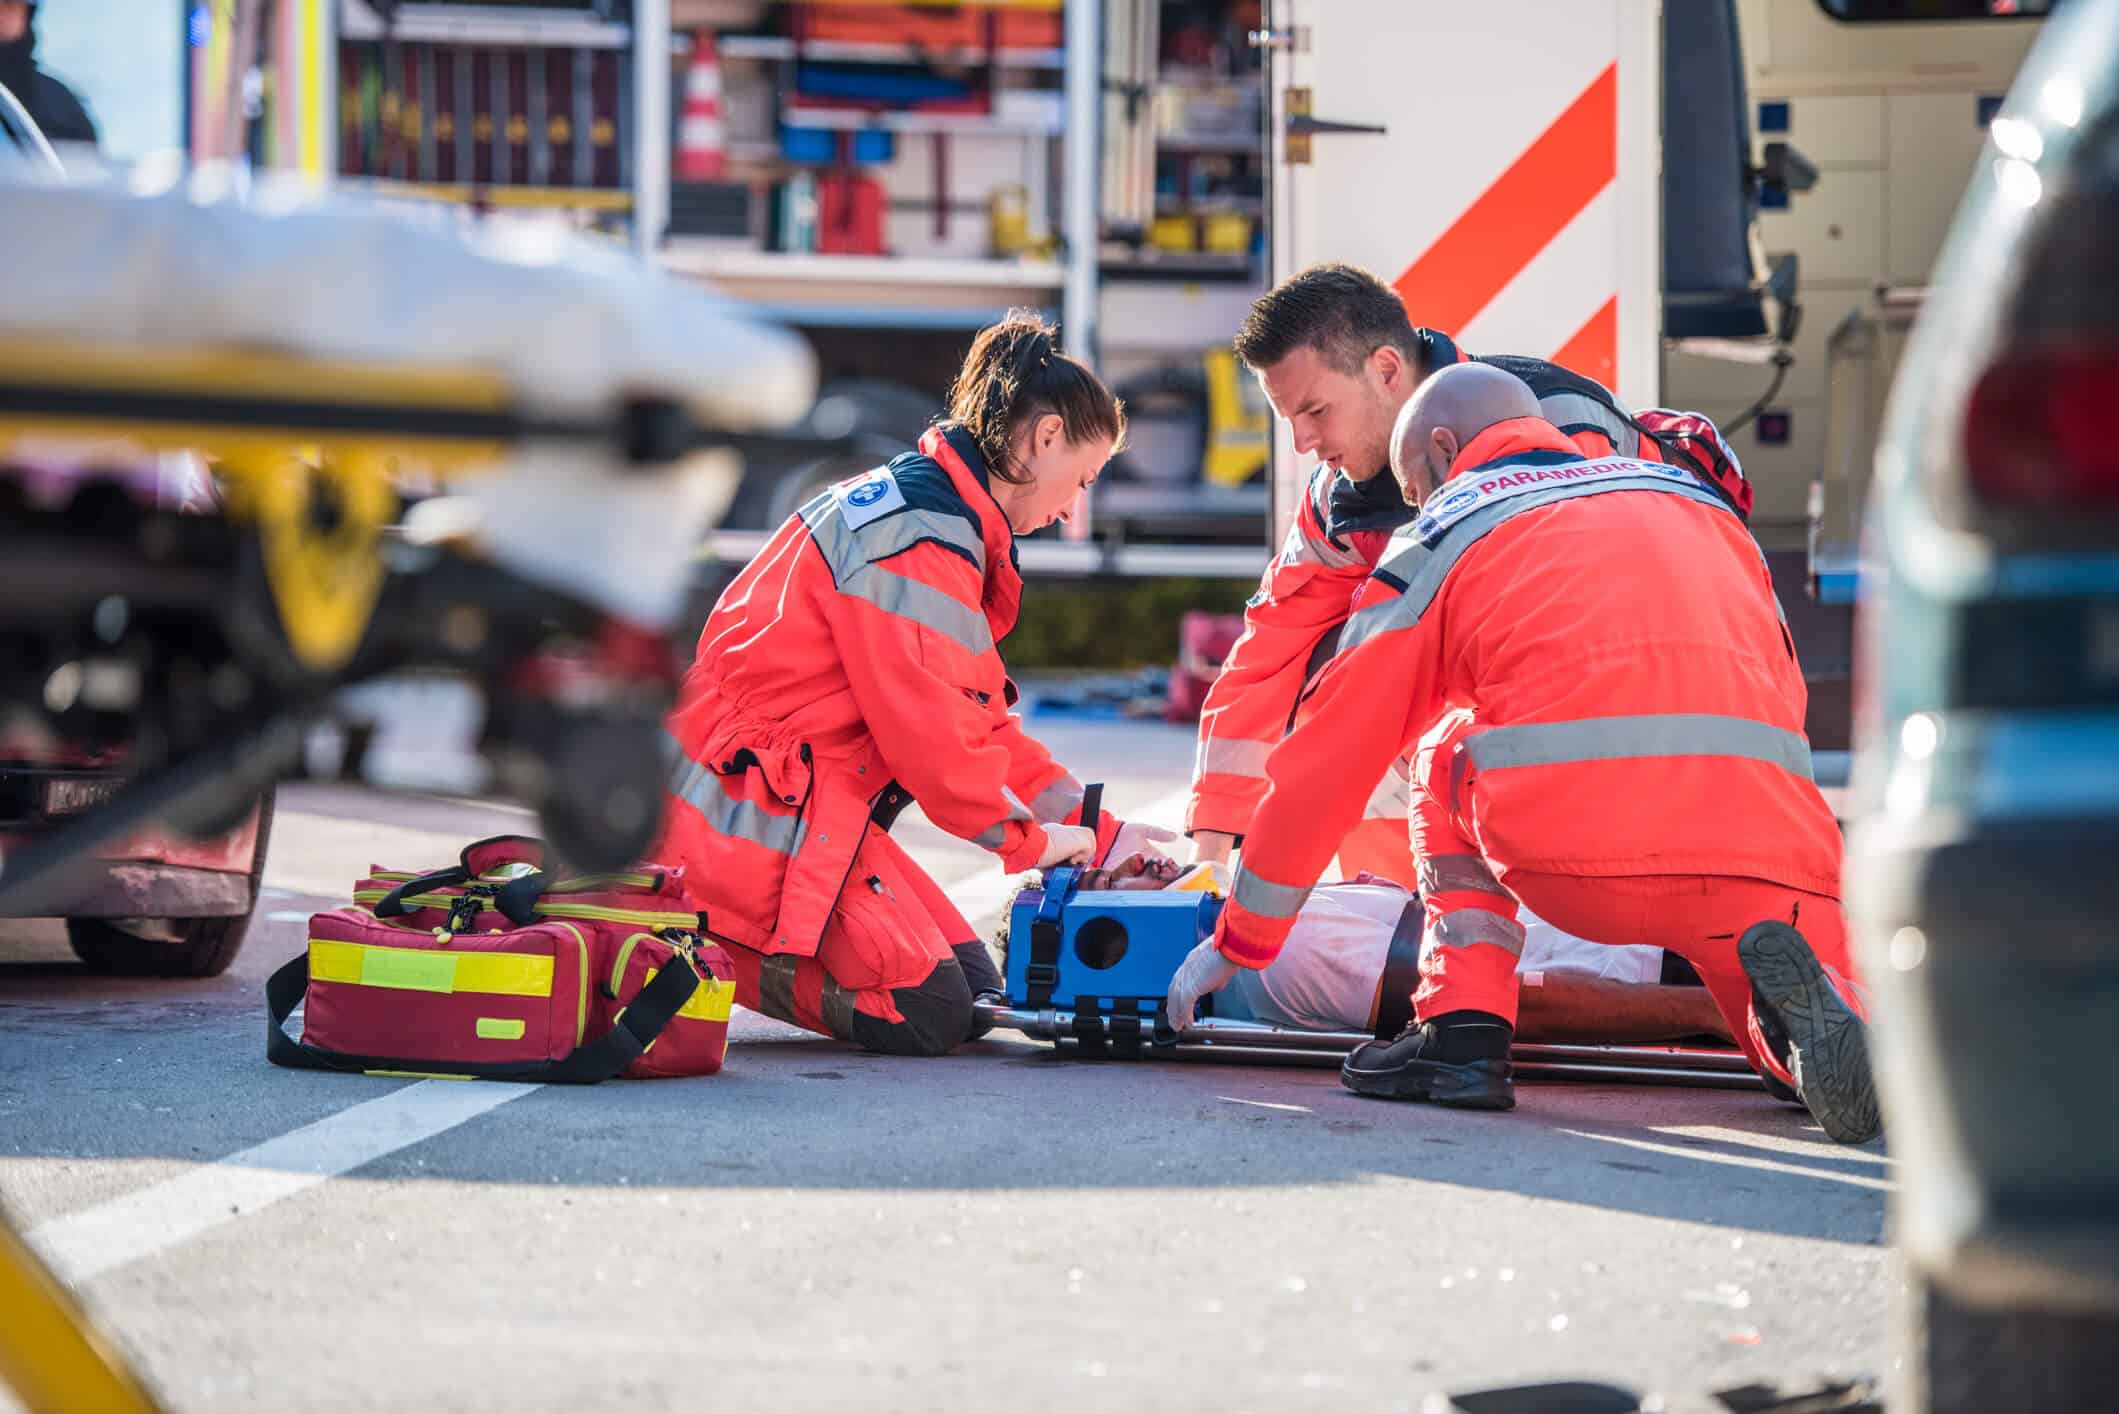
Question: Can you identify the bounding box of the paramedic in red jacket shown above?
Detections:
[654,313,1167,1057]
[1189,264,1749,887]
[1168,363,1879,1144]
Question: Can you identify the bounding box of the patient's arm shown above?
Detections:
[1513,974,1734,1045]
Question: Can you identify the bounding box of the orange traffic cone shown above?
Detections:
[677,31,728,180]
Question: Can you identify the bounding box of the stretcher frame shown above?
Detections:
[978,1004,1766,1091]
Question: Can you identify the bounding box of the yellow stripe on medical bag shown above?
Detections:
[641,967,737,1024]
[308,939,554,996]
[475,1017,527,1040]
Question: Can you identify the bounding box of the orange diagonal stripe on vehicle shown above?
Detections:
[1550,296,1619,385]
[1392,64,1618,333]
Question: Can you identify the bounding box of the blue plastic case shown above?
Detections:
[1003,866,1226,1024]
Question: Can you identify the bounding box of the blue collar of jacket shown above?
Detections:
[916,422,1024,596]
[1325,468,1415,539]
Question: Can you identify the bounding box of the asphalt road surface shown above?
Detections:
[1,716,1893,1413]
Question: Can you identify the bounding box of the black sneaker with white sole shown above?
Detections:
[1738,920,1881,1144]
[1340,1010,1516,1110]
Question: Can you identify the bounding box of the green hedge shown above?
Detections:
[1000,577,1253,670]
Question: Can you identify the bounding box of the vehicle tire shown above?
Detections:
[761,443,902,530]
[530,711,667,875]
[65,789,275,979]
[1898,1269,2119,1413]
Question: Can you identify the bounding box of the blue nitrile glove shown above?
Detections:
[1164,937,1240,1035]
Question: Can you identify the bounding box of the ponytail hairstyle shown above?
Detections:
[942,309,1126,485]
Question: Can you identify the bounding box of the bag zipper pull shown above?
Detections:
[446,894,483,933]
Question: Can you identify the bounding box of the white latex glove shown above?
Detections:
[1164,937,1241,1034]
[1033,824,1099,870]
[1109,818,1180,865]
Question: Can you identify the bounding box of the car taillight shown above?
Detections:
[1963,346,2119,506]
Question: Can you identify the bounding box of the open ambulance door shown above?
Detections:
[1258,0,1664,541]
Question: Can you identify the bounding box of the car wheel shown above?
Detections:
[1899,1270,2119,1413]
[65,789,274,979]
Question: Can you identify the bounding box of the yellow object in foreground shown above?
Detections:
[0,1220,163,1414]
[1170,861,1232,897]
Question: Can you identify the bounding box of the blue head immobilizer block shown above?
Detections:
[1004,866,1226,1027]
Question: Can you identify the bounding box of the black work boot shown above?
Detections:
[1340,1010,1515,1109]
[1739,921,1881,1144]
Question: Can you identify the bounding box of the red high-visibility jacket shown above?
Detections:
[655,425,1118,958]
[1187,330,1751,844]
[1214,416,1832,968]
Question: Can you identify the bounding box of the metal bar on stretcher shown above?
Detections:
[978,1005,1765,1092]
[0,337,735,478]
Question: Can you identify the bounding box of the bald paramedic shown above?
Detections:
[1166,363,1880,1144]
[1187,263,1750,887]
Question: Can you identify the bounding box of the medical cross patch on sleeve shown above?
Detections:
[837,471,907,528]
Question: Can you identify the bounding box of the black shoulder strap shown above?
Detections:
[265,949,699,1085]
[1372,899,1424,1040]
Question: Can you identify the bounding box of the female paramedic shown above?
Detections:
[653,312,1169,1056]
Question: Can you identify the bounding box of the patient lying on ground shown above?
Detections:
[1006,854,1733,1045]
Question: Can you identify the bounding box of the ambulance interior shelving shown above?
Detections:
[201,0,2047,741]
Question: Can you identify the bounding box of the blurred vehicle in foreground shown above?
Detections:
[0,159,815,951]
[1846,1,2119,1408]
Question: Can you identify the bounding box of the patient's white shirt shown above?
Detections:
[1223,882,1663,1031]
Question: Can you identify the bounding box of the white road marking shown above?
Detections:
[1219,1096,1312,1114]
[1555,1129,1894,1191]
[26,1079,538,1284]
[265,910,314,924]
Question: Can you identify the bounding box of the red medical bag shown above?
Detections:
[266,835,734,1082]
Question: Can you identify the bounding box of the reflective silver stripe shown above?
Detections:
[971,790,1033,849]
[1465,713,1815,780]
[1195,735,1274,782]
[1031,774,1084,823]
[800,499,995,656]
[838,563,994,656]
[1278,514,1367,571]
[1342,467,1734,656]
[1538,391,1639,456]
[1232,865,1310,920]
[758,953,802,1026]
[1361,764,1410,820]
[1307,468,1334,524]
[817,973,859,1041]
[1424,906,1526,958]
[801,499,988,582]
[662,730,808,856]
[1418,852,1510,899]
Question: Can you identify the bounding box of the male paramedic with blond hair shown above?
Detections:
[1165,363,1879,1144]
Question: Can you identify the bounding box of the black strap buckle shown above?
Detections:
[445,892,486,934]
